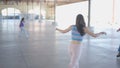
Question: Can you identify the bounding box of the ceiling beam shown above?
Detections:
[0,0,88,6]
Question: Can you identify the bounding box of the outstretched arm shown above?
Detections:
[84,27,106,38]
[56,25,72,33]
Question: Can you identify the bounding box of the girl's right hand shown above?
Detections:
[100,32,107,35]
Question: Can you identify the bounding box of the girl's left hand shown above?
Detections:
[100,32,107,35]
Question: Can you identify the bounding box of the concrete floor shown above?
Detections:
[0,20,120,68]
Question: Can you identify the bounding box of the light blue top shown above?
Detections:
[71,25,83,41]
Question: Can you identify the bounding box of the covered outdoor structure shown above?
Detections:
[0,0,120,68]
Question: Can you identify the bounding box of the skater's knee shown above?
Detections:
[69,64,75,68]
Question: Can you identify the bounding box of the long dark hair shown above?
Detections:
[20,17,24,23]
[76,14,86,36]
